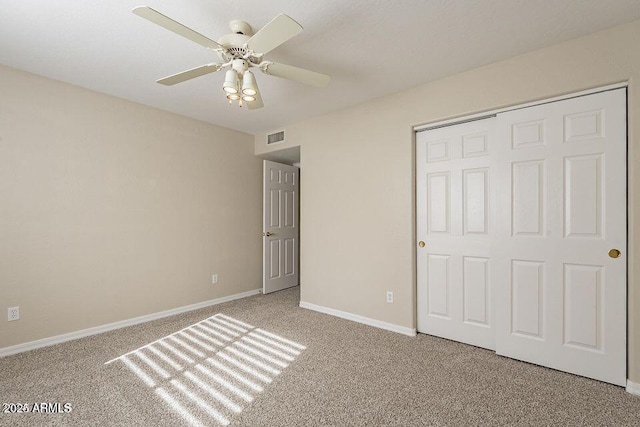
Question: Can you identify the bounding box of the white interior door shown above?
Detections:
[416,118,497,350]
[263,160,299,294]
[494,89,627,386]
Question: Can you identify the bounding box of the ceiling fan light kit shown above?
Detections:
[223,69,239,94]
[132,6,331,110]
[242,71,258,96]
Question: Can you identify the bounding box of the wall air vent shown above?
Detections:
[267,130,285,145]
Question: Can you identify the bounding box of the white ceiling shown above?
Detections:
[1,1,639,134]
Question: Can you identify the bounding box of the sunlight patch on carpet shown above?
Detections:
[106,314,306,426]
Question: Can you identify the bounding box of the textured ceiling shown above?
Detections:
[1,1,639,134]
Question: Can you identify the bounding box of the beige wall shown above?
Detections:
[256,20,640,382]
[0,65,262,348]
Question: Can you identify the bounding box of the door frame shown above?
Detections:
[412,82,630,384]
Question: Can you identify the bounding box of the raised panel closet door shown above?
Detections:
[494,89,626,386]
[416,118,497,350]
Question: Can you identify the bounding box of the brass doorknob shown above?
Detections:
[608,249,621,258]
[263,232,274,237]
[418,241,425,248]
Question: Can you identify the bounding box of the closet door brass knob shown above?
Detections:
[263,232,274,237]
[418,241,425,248]
[608,249,621,258]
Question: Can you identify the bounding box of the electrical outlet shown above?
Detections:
[212,274,218,284]
[8,306,19,321]
[386,291,393,303]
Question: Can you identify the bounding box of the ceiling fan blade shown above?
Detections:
[132,6,223,50]
[260,62,330,88]
[245,14,303,54]
[157,63,222,86]
[247,79,264,110]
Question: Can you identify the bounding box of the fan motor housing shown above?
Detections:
[216,33,261,64]
[217,33,250,48]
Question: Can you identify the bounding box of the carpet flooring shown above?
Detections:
[1,287,639,426]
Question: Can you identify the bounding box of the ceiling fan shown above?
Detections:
[132,6,331,110]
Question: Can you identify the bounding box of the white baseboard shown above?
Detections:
[628,380,640,396]
[299,301,416,337]
[0,288,262,358]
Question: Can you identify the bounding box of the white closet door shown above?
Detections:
[416,118,497,350]
[494,89,627,386]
